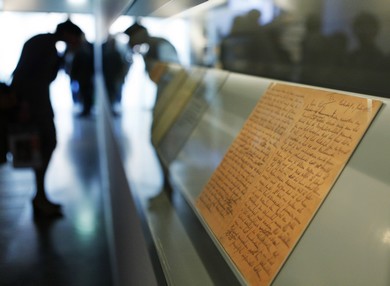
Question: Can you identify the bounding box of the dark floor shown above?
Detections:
[0,107,113,286]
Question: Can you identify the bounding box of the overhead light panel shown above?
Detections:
[67,0,87,6]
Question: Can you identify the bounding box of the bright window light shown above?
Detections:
[109,15,134,35]
[67,0,87,6]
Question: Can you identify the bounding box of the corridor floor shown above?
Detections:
[0,94,113,285]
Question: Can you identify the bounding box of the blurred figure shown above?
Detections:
[344,12,389,95]
[102,35,132,114]
[124,22,179,82]
[298,14,351,90]
[124,22,180,195]
[62,48,79,104]
[324,31,349,89]
[0,82,16,163]
[69,34,95,117]
[220,9,293,80]
[349,12,385,69]
[11,19,84,217]
[221,10,273,76]
[299,14,329,83]
[229,9,262,35]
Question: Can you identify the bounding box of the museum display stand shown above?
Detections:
[107,62,390,286]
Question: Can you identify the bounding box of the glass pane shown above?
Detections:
[121,1,390,98]
[199,0,390,98]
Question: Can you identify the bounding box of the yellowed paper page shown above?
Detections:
[149,61,168,84]
[196,83,382,285]
[152,67,206,146]
[152,68,188,123]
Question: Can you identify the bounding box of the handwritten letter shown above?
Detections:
[196,83,382,285]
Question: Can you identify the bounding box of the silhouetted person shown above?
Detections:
[345,12,388,95]
[102,35,131,114]
[0,83,16,163]
[69,34,95,117]
[221,9,293,80]
[62,48,79,104]
[299,14,332,85]
[324,31,349,89]
[124,22,179,82]
[124,22,180,195]
[263,20,294,80]
[229,9,261,35]
[221,10,275,76]
[298,14,351,90]
[11,19,84,217]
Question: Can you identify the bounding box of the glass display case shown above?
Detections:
[106,0,390,285]
[110,61,390,285]
[122,0,390,99]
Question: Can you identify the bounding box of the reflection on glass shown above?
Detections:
[383,230,390,244]
[187,0,390,98]
[210,4,388,97]
[128,1,390,98]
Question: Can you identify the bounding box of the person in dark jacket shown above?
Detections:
[102,35,131,114]
[69,34,95,117]
[11,19,84,217]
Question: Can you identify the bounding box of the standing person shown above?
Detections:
[344,12,388,95]
[102,35,131,114]
[124,22,179,82]
[124,22,180,196]
[69,34,95,117]
[11,19,84,217]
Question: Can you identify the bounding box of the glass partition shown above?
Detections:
[108,2,390,284]
[119,0,390,98]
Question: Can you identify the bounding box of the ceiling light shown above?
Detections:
[67,0,87,6]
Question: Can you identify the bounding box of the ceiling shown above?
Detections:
[2,0,96,14]
[125,0,208,17]
[2,0,209,24]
